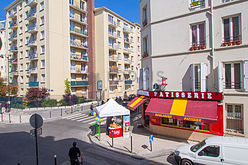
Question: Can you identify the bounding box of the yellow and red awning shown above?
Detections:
[127,96,147,111]
[145,98,217,123]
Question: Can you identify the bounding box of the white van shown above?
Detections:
[173,136,248,165]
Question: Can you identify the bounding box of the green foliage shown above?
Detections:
[78,97,82,104]
[11,103,24,109]
[41,99,58,107]
[58,99,67,106]
[64,79,71,94]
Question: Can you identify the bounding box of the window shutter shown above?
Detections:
[139,69,143,90]
[201,63,207,92]
[243,60,248,92]
[143,68,146,90]
[189,64,195,91]
[145,68,149,90]
[218,61,224,92]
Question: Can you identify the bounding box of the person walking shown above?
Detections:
[89,103,94,116]
[68,142,82,165]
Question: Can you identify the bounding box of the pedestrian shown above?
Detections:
[68,142,82,165]
[89,103,94,116]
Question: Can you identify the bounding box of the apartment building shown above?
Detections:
[0,21,8,80]
[5,0,95,99]
[94,7,141,100]
[138,0,248,141]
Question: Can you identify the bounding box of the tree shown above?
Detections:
[26,88,49,107]
[0,77,18,96]
[64,79,71,94]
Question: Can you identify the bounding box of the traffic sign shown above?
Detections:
[30,128,42,136]
[149,135,153,142]
[30,114,43,129]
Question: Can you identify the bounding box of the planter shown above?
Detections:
[190,47,194,51]
[236,40,241,45]
[201,45,206,49]
[193,46,197,50]
[222,42,227,46]
[232,41,236,45]
[198,46,201,50]
[142,53,148,58]
[227,42,231,46]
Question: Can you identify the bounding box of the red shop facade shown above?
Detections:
[137,90,223,141]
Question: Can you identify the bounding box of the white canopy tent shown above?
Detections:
[96,98,130,118]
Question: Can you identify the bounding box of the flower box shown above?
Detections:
[142,53,148,58]
[190,47,194,51]
[227,42,231,46]
[193,46,197,50]
[236,40,241,45]
[232,41,236,45]
[201,45,206,49]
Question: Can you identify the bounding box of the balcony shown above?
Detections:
[108,20,117,28]
[123,27,132,33]
[9,22,17,29]
[70,68,88,74]
[190,0,205,9]
[8,11,17,18]
[70,3,87,13]
[124,38,131,44]
[109,55,118,62]
[109,66,118,74]
[9,33,17,41]
[109,80,119,86]
[108,32,117,39]
[10,46,18,52]
[28,53,38,60]
[70,54,88,62]
[71,81,89,87]
[125,80,132,85]
[26,9,36,21]
[108,44,117,51]
[70,27,88,37]
[26,0,37,7]
[70,16,87,25]
[10,70,19,76]
[10,57,18,64]
[123,48,131,54]
[27,39,37,47]
[124,58,131,64]
[70,40,88,50]
[29,81,39,87]
[28,67,38,74]
[27,24,37,33]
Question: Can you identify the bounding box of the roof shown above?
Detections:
[94,7,140,27]
[206,136,248,146]
[5,0,21,11]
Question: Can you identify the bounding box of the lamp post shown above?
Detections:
[7,54,10,112]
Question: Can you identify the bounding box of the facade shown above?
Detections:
[0,21,8,80]
[5,0,95,99]
[94,7,141,100]
[139,0,248,140]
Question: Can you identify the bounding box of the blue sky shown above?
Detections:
[0,0,140,24]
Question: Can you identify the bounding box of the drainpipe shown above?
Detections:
[210,0,214,57]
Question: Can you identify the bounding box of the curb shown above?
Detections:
[87,132,144,160]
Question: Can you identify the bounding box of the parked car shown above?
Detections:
[172,136,248,165]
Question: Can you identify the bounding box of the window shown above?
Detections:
[40,16,45,25]
[69,0,74,5]
[194,65,200,90]
[20,64,23,71]
[108,27,114,35]
[40,2,44,11]
[41,45,45,53]
[20,76,23,83]
[19,27,23,34]
[143,37,148,54]
[108,15,113,23]
[70,22,75,31]
[19,39,23,47]
[118,53,121,60]
[110,86,115,93]
[118,64,121,71]
[224,63,241,89]
[41,60,45,68]
[20,51,23,58]
[70,9,74,18]
[109,39,114,46]
[223,16,241,42]
[226,104,243,134]
[117,31,120,37]
[117,20,120,26]
[80,0,85,10]
[42,74,45,82]
[191,23,205,47]
[142,6,147,26]
[199,145,220,157]
[41,31,45,40]
[19,14,22,22]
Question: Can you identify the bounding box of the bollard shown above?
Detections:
[50,111,52,118]
[54,155,57,165]
[20,115,21,123]
[131,134,133,153]
[1,113,3,122]
[61,109,62,116]
[9,114,11,123]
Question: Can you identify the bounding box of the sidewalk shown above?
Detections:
[88,124,197,162]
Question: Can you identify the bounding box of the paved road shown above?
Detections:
[0,111,167,165]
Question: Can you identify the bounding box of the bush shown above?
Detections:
[71,95,78,105]
[11,104,24,109]
[41,99,58,107]
[58,99,67,106]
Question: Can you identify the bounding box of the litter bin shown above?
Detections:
[91,123,98,136]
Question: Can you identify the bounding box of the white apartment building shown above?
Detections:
[5,0,95,99]
[94,7,141,100]
[0,21,8,80]
[139,0,248,140]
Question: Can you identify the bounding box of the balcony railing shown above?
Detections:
[108,44,117,50]
[109,56,118,62]
[74,28,88,36]
[28,53,38,59]
[8,10,17,18]
[189,41,206,51]
[109,80,119,85]
[222,35,242,47]
[123,27,132,33]
[109,67,118,73]
[27,39,37,47]
[224,81,242,90]
[70,68,88,74]
[124,38,130,43]
[27,24,37,32]
[70,40,88,49]
[123,48,131,54]
[125,80,132,85]
[190,0,205,8]
[9,33,17,40]
[70,54,88,61]
[28,67,38,74]
[10,58,18,64]
[108,32,117,38]
[69,3,87,12]
[71,81,89,86]
[108,20,117,27]
[29,81,39,87]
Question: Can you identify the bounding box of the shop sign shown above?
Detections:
[155,113,172,118]
[138,90,223,101]
[184,117,202,122]
[123,115,130,137]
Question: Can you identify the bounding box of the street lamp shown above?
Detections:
[7,54,10,112]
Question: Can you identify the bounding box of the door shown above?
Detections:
[195,145,223,165]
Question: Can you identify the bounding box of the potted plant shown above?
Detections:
[236,40,241,45]
[202,45,206,49]
[232,41,236,45]
[190,47,194,51]
[228,42,231,46]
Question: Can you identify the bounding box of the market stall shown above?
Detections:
[96,98,130,138]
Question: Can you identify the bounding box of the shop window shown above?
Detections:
[226,104,243,134]
[161,118,177,126]
[198,145,220,157]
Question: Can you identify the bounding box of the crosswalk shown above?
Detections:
[62,112,106,125]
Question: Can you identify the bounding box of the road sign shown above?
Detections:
[149,135,153,143]
[30,114,43,129]
[30,128,42,136]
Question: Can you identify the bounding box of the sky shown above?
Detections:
[0,0,140,24]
